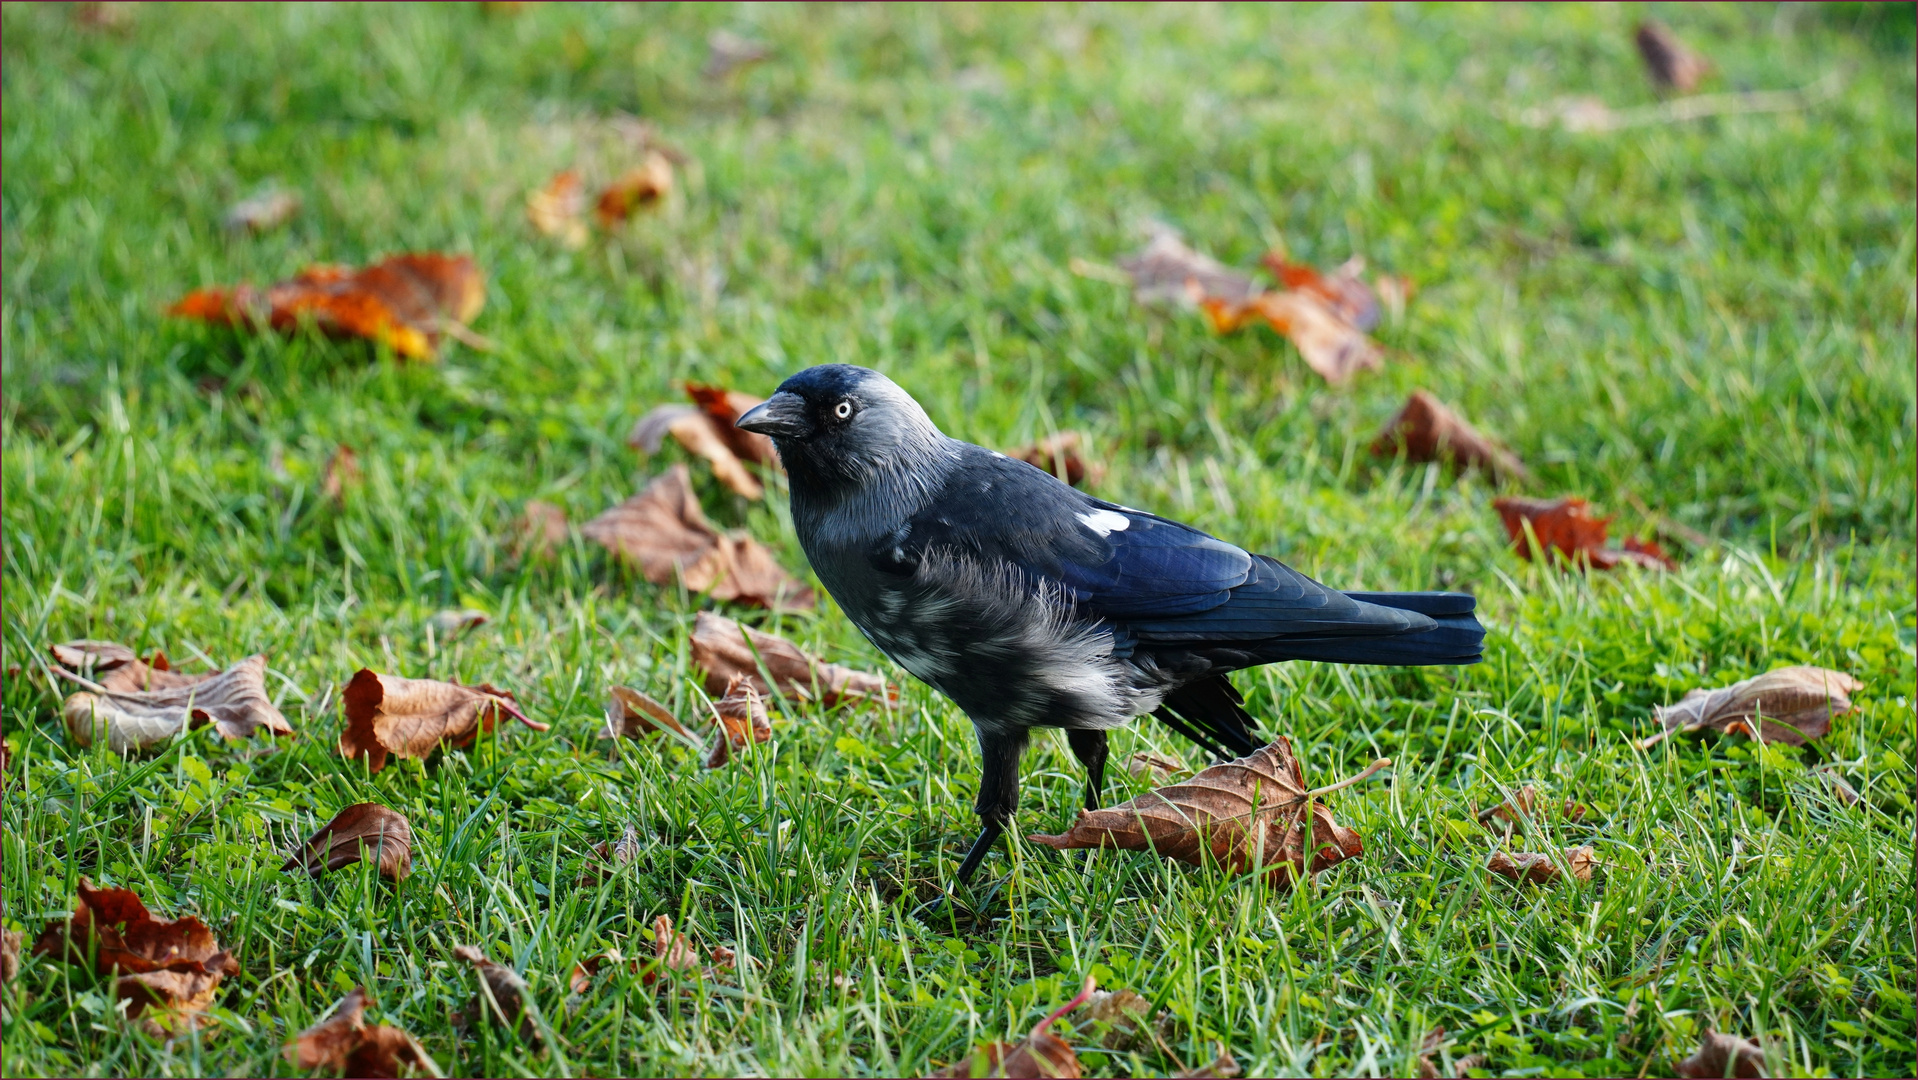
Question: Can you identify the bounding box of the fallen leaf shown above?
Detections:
[595,151,675,225]
[33,879,240,1033]
[1416,1027,1445,1079]
[1486,845,1596,886]
[684,382,777,466]
[281,802,414,882]
[928,974,1095,1079]
[51,640,209,693]
[73,2,135,30]
[285,987,442,1078]
[1173,1053,1241,1079]
[58,654,293,753]
[581,466,814,608]
[1010,431,1104,488]
[1638,666,1861,750]
[1635,20,1710,94]
[1119,231,1262,309]
[1372,392,1530,483]
[526,170,588,248]
[512,500,569,562]
[427,609,489,638]
[1476,785,1586,828]
[690,610,892,707]
[1125,751,1189,782]
[1675,1032,1768,1079]
[703,30,770,80]
[642,915,734,985]
[629,382,776,499]
[1078,988,1161,1050]
[703,675,771,768]
[1263,255,1381,332]
[168,253,486,362]
[1203,290,1383,383]
[577,824,643,887]
[1,929,22,984]
[321,445,362,502]
[339,669,547,775]
[1811,764,1861,806]
[1029,739,1383,889]
[602,686,693,740]
[657,406,765,499]
[1452,1054,1488,1077]
[224,186,301,234]
[452,945,539,1044]
[1492,496,1675,571]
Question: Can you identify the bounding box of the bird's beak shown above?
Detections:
[734,391,812,438]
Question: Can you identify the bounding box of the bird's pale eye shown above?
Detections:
[835,400,853,419]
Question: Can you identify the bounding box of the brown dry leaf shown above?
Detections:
[168,253,486,362]
[1635,20,1710,94]
[526,170,588,248]
[1172,1053,1241,1079]
[427,609,489,639]
[338,669,547,775]
[577,825,643,888]
[452,944,539,1044]
[928,974,1094,1079]
[58,653,292,754]
[1263,255,1381,332]
[281,802,414,882]
[1204,290,1384,384]
[1077,988,1158,1050]
[602,686,692,740]
[1492,496,1675,571]
[224,187,301,234]
[662,408,765,500]
[74,2,136,30]
[2,929,22,984]
[1486,845,1596,886]
[684,382,777,466]
[1029,739,1381,889]
[1010,431,1104,488]
[1126,751,1189,782]
[690,610,893,707]
[512,500,569,562]
[1638,666,1861,750]
[704,30,771,80]
[1416,1027,1445,1079]
[1675,1032,1768,1078]
[1119,231,1261,309]
[595,151,676,225]
[285,987,441,1079]
[581,466,813,608]
[642,915,734,985]
[33,878,240,1033]
[51,640,210,694]
[1811,764,1861,807]
[1476,785,1586,828]
[1372,392,1530,483]
[703,675,771,768]
[627,404,699,454]
[321,445,362,502]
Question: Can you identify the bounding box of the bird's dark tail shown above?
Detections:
[1152,676,1259,760]
[1270,591,1484,666]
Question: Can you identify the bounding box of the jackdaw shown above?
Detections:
[738,364,1483,884]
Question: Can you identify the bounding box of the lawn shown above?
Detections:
[2,3,1914,1077]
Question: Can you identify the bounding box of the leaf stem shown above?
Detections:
[1303,757,1392,799]
[1032,973,1097,1040]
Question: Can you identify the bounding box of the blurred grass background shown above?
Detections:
[3,3,1913,1077]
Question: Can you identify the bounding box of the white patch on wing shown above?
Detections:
[990,451,1007,459]
[1076,509,1131,536]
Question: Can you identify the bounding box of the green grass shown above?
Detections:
[3,2,1914,1076]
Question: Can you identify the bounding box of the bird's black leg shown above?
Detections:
[955,729,1027,885]
[1066,729,1109,810]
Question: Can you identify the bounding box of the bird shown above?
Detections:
[736,364,1484,886]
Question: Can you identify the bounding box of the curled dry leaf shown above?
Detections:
[690,610,893,707]
[1486,845,1596,886]
[684,382,778,466]
[168,253,486,362]
[1263,254,1381,332]
[285,987,441,1079]
[2,929,22,984]
[1476,784,1587,828]
[1372,391,1530,483]
[1119,231,1261,309]
[595,151,676,225]
[52,640,208,693]
[1078,988,1169,1051]
[321,445,363,502]
[577,824,643,888]
[704,30,771,80]
[1675,1032,1768,1079]
[1635,20,1710,94]
[452,944,539,1044]
[928,974,1095,1079]
[1492,496,1675,571]
[703,675,771,768]
[1639,666,1861,750]
[281,802,414,882]
[526,169,589,248]
[1201,290,1383,384]
[224,187,301,234]
[602,686,692,740]
[428,608,488,638]
[512,499,569,562]
[1029,739,1380,890]
[572,916,735,990]
[581,466,813,608]
[33,879,241,1033]
[1173,1053,1242,1079]
[339,669,547,775]
[1010,431,1104,488]
[59,653,292,754]
[629,382,775,500]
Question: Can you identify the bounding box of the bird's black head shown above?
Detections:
[736,364,945,491]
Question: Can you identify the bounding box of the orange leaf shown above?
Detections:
[1635,20,1711,93]
[1491,496,1675,571]
[527,169,588,248]
[1262,254,1381,332]
[595,151,675,225]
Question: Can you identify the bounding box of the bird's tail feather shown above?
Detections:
[1267,590,1484,666]
[1152,675,1259,760]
